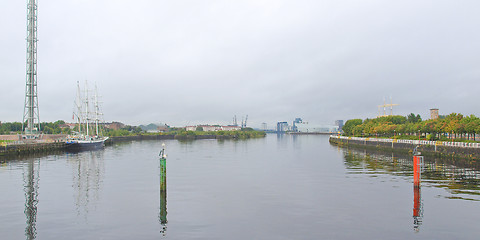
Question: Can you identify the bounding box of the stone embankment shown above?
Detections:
[1,134,68,156]
[329,135,480,160]
[1,141,66,156]
[1,134,244,157]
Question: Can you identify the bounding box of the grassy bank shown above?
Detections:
[106,128,266,139]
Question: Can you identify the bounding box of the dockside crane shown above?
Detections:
[241,115,248,128]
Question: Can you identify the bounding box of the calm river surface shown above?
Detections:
[1,134,480,239]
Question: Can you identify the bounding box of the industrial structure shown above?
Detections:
[233,115,248,128]
[276,122,289,133]
[23,0,40,136]
[378,97,399,118]
[241,115,248,128]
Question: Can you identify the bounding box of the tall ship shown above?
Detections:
[66,81,109,151]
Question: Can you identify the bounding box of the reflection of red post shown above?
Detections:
[413,155,421,187]
[413,186,421,217]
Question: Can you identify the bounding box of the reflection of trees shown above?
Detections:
[23,159,40,240]
[341,147,480,201]
[67,151,105,217]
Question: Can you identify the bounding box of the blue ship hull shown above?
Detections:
[65,137,108,152]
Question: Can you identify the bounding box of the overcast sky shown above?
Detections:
[1,0,480,128]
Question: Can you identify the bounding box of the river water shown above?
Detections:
[1,134,479,239]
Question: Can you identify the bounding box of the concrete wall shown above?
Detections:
[0,135,21,141]
[330,135,480,160]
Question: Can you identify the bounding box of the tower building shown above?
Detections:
[23,0,40,136]
[430,108,439,120]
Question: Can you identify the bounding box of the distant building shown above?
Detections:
[157,124,169,133]
[430,108,439,120]
[335,120,344,131]
[294,122,339,133]
[60,123,76,129]
[222,125,241,131]
[277,122,289,132]
[185,126,196,131]
[292,118,303,132]
[104,122,125,130]
[185,125,240,132]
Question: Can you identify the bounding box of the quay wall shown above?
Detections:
[329,135,480,160]
[0,142,66,157]
[1,133,253,157]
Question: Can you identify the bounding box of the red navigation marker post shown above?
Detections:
[412,146,423,231]
[412,146,423,188]
[413,155,421,187]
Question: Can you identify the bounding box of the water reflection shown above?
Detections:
[341,148,480,201]
[23,159,40,240]
[67,150,105,218]
[339,147,480,232]
[413,186,423,232]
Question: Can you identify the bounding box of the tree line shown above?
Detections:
[1,120,265,139]
[0,120,141,136]
[342,113,480,141]
[0,120,72,135]
[170,127,266,139]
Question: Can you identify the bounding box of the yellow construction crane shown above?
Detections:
[378,98,399,117]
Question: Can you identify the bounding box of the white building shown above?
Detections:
[295,122,339,133]
[185,125,241,132]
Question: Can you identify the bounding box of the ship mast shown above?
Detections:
[94,84,99,136]
[84,81,90,137]
[74,81,82,134]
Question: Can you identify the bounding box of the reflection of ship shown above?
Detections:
[69,151,105,217]
[66,81,108,151]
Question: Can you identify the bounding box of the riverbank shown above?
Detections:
[329,135,480,160]
[105,134,239,144]
[1,132,265,157]
[0,141,67,157]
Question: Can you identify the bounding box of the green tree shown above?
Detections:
[343,119,363,136]
[407,113,422,123]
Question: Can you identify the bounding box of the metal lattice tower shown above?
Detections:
[23,0,40,135]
